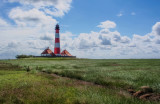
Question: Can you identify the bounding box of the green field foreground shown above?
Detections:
[0,58,160,104]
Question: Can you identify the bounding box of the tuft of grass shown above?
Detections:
[58,70,83,80]
[30,69,39,74]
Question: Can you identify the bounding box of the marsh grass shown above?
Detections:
[1,59,160,104]
[2,59,160,91]
[0,65,151,104]
[2,59,160,90]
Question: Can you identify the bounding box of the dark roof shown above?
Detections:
[55,24,60,30]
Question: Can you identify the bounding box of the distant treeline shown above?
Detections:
[16,55,33,59]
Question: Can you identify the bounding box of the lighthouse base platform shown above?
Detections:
[34,56,76,58]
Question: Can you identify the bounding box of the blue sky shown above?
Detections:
[59,0,160,36]
[0,0,160,59]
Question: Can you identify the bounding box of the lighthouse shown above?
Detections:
[54,24,61,56]
[39,24,76,58]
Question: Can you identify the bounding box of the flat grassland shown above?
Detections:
[0,58,160,104]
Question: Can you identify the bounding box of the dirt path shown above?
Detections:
[49,72,103,88]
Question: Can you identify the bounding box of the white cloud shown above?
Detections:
[7,0,72,17]
[155,39,160,44]
[7,41,19,48]
[40,33,54,40]
[133,34,152,43]
[120,36,131,43]
[152,22,160,36]
[9,8,57,27]
[97,20,116,29]
[60,31,74,49]
[0,34,53,59]
[71,32,101,50]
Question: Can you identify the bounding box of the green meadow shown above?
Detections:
[0,58,160,104]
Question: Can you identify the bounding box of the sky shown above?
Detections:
[0,0,160,59]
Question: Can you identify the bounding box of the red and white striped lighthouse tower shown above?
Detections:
[54,24,61,56]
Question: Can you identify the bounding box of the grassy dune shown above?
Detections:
[0,58,160,104]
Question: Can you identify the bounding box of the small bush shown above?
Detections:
[26,66,31,72]
[54,71,59,75]
[16,55,33,59]
[45,69,53,74]
[41,68,47,72]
